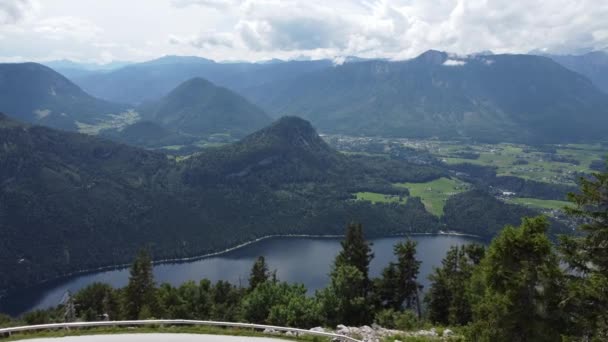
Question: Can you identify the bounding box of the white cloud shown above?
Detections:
[34,16,102,41]
[1,0,607,63]
[171,0,242,10]
[443,59,466,66]
[0,0,38,25]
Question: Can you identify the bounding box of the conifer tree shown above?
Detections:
[249,256,270,290]
[335,223,374,283]
[376,239,422,316]
[469,217,565,342]
[560,163,608,339]
[321,222,374,325]
[124,249,157,319]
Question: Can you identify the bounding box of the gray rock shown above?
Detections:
[443,328,454,337]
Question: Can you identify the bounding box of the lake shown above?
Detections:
[0,235,479,316]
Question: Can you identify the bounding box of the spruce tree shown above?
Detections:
[335,223,374,282]
[124,249,157,319]
[469,216,565,342]
[376,239,422,315]
[249,256,270,290]
[322,222,374,325]
[425,244,484,326]
[560,163,608,339]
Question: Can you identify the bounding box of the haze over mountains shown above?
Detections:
[72,56,334,105]
[18,49,607,144]
[541,51,608,93]
[244,51,608,143]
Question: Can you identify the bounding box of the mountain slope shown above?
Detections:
[73,56,333,104]
[543,51,608,93]
[244,50,608,143]
[100,121,197,148]
[0,63,128,131]
[139,77,271,137]
[0,113,564,296]
[0,114,441,293]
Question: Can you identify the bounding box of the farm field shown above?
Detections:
[395,177,469,216]
[435,142,607,186]
[354,177,468,216]
[325,135,607,187]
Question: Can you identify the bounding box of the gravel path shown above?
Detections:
[21,334,290,342]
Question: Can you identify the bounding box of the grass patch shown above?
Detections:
[394,178,469,216]
[355,192,406,204]
[506,197,573,210]
[1,324,330,341]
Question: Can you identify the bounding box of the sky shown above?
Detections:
[0,0,607,64]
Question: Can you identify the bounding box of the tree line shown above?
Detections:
[2,167,607,341]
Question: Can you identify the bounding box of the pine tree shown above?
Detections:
[376,239,421,316]
[468,216,565,342]
[559,164,608,339]
[124,249,157,319]
[335,223,374,284]
[321,222,374,325]
[394,240,421,315]
[249,256,270,290]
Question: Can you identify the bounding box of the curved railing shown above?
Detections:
[0,319,361,342]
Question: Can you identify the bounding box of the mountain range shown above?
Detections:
[542,51,608,93]
[0,63,275,141]
[47,51,608,144]
[243,51,608,143]
[1,113,563,293]
[72,56,334,104]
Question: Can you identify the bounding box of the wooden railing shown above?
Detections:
[0,319,361,342]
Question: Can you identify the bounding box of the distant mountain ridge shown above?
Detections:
[72,56,334,104]
[541,51,608,93]
[243,50,608,143]
[0,63,129,131]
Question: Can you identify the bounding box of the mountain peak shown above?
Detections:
[141,77,271,137]
[414,50,449,64]
[242,116,330,153]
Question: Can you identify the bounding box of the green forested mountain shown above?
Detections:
[0,63,128,131]
[0,113,562,295]
[138,77,271,138]
[244,50,608,143]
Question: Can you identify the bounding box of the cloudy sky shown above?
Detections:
[0,0,607,63]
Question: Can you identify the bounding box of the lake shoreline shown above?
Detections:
[0,231,482,304]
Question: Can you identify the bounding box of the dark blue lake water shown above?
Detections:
[0,235,478,316]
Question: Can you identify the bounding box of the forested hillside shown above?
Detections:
[138,77,271,138]
[0,63,128,131]
[0,113,566,295]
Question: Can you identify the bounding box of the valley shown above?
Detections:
[326,134,606,211]
[2,3,607,339]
